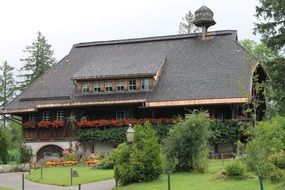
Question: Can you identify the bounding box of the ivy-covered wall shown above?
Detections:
[77,125,173,144]
[77,120,252,145]
[209,119,252,145]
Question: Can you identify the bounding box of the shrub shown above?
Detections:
[224,161,247,180]
[164,111,210,172]
[268,168,285,183]
[269,151,285,169]
[245,117,285,178]
[8,148,20,164]
[113,123,163,185]
[20,145,33,163]
[97,156,115,169]
[0,130,8,164]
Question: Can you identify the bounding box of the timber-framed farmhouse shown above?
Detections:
[2,6,267,160]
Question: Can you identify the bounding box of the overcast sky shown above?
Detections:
[0,0,261,72]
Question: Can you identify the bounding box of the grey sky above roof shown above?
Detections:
[4,30,256,112]
[0,0,260,73]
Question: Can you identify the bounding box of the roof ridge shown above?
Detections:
[74,30,237,48]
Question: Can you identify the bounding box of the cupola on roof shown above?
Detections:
[193,5,216,28]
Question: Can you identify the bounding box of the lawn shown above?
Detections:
[114,160,285,190]
[26,165,113,186]
[0,187,12,190]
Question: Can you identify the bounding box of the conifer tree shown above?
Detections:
[19,31,56,90]
[0,61,17,126]
[179,11,200,34]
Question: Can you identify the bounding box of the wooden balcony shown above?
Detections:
[23,120,76,142]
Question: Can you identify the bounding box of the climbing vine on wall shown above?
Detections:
[77,125,173,143]
[77,120,252,144]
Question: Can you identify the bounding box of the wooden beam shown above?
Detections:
[144,97,250,108]
[36,99,146,109]
[1,108,36,114]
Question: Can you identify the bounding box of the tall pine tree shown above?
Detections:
[0,61,17,127]
[179,11,200,34]
[19,31,56,90]
[0,61,17,108]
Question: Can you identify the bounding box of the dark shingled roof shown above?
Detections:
[4,30,257,113]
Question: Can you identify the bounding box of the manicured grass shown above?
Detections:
[114,160,285,190]
[26,165,113,186]
[0,187,12,190]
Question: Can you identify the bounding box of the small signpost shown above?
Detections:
[70,168,79,185]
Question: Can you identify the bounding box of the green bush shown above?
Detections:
[268,169,285,183]
[269,152,285,169]
[20,145,33,163]
[8,148,20,164]
[245,116,285,178]
[97,156,115,169]
[0,130,8,164]
[164,111,210,172]
[224,161,247,180]
[113,123,163,185]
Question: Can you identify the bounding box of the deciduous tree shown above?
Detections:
[255,0,285,51]
[241,39,285,116]
[164,111,210,172]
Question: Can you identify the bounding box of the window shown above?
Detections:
[116,81,124,91]
[82,82,90,94]
[141,79,150,90]
[116,111,126,120]
[90,145,95,154]
[43,111,50,121]
[56,110,65,120]
[29,113,36,122]
[129,80,136,91]
[93,81,101,93]
[105,81,113,92]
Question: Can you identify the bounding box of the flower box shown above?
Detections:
[77,118,174,128]
[23,121,37,128]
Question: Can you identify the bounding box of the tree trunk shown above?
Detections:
[258,176,264,190]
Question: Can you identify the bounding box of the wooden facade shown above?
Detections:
[21,103,243,142]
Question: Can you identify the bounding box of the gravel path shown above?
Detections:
[0,172,115,190]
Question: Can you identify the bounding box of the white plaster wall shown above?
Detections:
[94,142,113,155]
[25,141,114,161]
[24,141,76,161]
[82,141,114,156]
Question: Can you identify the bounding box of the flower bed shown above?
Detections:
[83,160,98,165]
[77,118,174,128]
[46,160,78,166]
[45,160,99,167]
